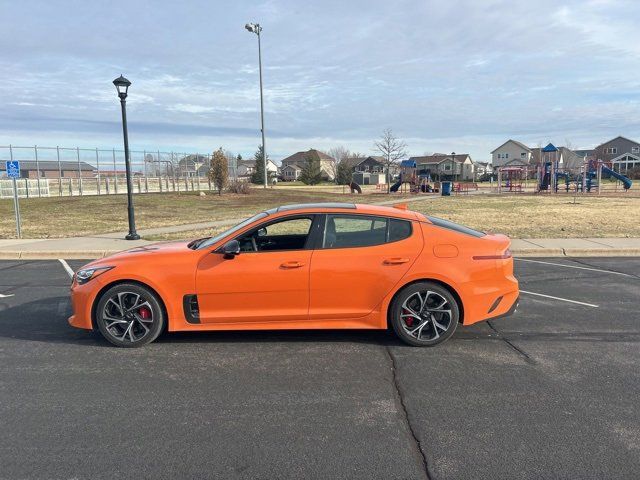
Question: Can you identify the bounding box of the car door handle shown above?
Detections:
[383,257,410,265]
[280,261,306,269]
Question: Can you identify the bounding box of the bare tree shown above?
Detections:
[374,128,407,192]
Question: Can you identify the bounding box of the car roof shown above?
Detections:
[265,202,426,221]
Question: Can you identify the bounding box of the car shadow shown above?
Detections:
[0,295,407,348]
[0,295,500,349]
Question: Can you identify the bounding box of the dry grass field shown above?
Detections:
[0,187,408,239]
[409,194,640,238]
[1,186,638,240]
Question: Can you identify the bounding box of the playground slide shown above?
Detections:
[390,180,402,193]
[601,166,632,190]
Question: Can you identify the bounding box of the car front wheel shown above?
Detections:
[95,283,165,348]
[390,282,459,347]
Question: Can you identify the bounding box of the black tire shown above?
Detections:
[390,281,459,347]
[95,283,165,348]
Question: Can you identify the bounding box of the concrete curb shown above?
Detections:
[1,248,639,260]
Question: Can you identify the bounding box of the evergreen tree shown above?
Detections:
[299,153,323,185]
[209,148,229,195]
[336,161,353,185]
[251,146,270,184]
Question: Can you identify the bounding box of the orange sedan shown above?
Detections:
[69,203,518,347]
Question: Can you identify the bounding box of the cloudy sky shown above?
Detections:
[1,0,638,161]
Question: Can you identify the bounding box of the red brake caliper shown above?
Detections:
[138,306,151,320]
[403,309,414,327]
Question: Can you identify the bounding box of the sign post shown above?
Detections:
[6,161,22,238]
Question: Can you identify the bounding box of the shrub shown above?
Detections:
[227,180,251,194]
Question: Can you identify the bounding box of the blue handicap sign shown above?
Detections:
[5,161,20,178]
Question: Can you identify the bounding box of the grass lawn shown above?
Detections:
[409,194,640,238]
[0,187,407,239]
[1,187,638,240]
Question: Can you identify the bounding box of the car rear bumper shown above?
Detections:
[461,274,519,325]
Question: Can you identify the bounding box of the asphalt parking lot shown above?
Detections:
[0,257,639,479]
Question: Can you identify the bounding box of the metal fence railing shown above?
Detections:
[0,145,240,199]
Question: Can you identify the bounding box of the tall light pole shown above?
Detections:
[245,22,268,188]
[113,75,140,240]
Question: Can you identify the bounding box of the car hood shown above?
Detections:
[79,240,192,270]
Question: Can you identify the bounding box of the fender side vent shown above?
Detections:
[183,294,200,324]
[488,296,503,314]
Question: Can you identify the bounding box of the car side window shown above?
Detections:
[323,215,411,249]
[238,216,313,252]
[389,218,412,242]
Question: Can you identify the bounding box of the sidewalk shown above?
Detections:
[1,233,639,259]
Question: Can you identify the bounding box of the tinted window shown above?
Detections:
[389,218,412,242]
[322,215,412,249]
[238,216,313,252]
[427,216,485,237]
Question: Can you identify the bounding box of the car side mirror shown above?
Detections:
[257,227,267,237]
[222,239,240,259]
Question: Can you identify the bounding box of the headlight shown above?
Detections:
[75,266,114,285]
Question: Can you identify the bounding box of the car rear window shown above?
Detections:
[427,216,485,237]
[322,215,412,249]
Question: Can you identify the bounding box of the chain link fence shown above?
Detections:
[0,145,240,199]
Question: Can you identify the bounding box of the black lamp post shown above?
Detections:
[113,75,140,240]
[451,151,456,181]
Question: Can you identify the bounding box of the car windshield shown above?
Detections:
[194,212,269,250]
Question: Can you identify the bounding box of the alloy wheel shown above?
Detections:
[102,291,155,343]
[399,290,453,342]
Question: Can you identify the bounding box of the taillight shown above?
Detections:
[473,249,512,260]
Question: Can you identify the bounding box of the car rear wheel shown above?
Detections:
[95,283,165,348]
[390,282,459,347]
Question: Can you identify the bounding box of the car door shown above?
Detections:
[195,215,318,324]
[308,214,423,319]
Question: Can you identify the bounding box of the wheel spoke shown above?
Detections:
[135,317,150,334]
[432,316,448,332]
[108,298,124,316]
[116,293,127,316]
[401,306,422,321]
[408,320,429,336]
[119,322,133,341]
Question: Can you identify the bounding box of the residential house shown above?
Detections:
[475,161,494,177]
[492,140,588,174]
[280,149,337,181]
[593,136,640,173]
[351,156,387,185]
[237,159,279,178]
[491,140,533,168]
[409,153,475,181]
[353,156,385,173]
[0,160,97,179]
[281,164,302,181]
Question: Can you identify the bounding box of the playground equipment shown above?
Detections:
[577,159,632,193]
[602,165,632,190]
[391,159,438,193]
[496,166,529,193]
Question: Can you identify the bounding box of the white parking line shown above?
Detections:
[0,293,15,298]
[58,259,74,279]
[520,290,599,308]
[515,258,635,278]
